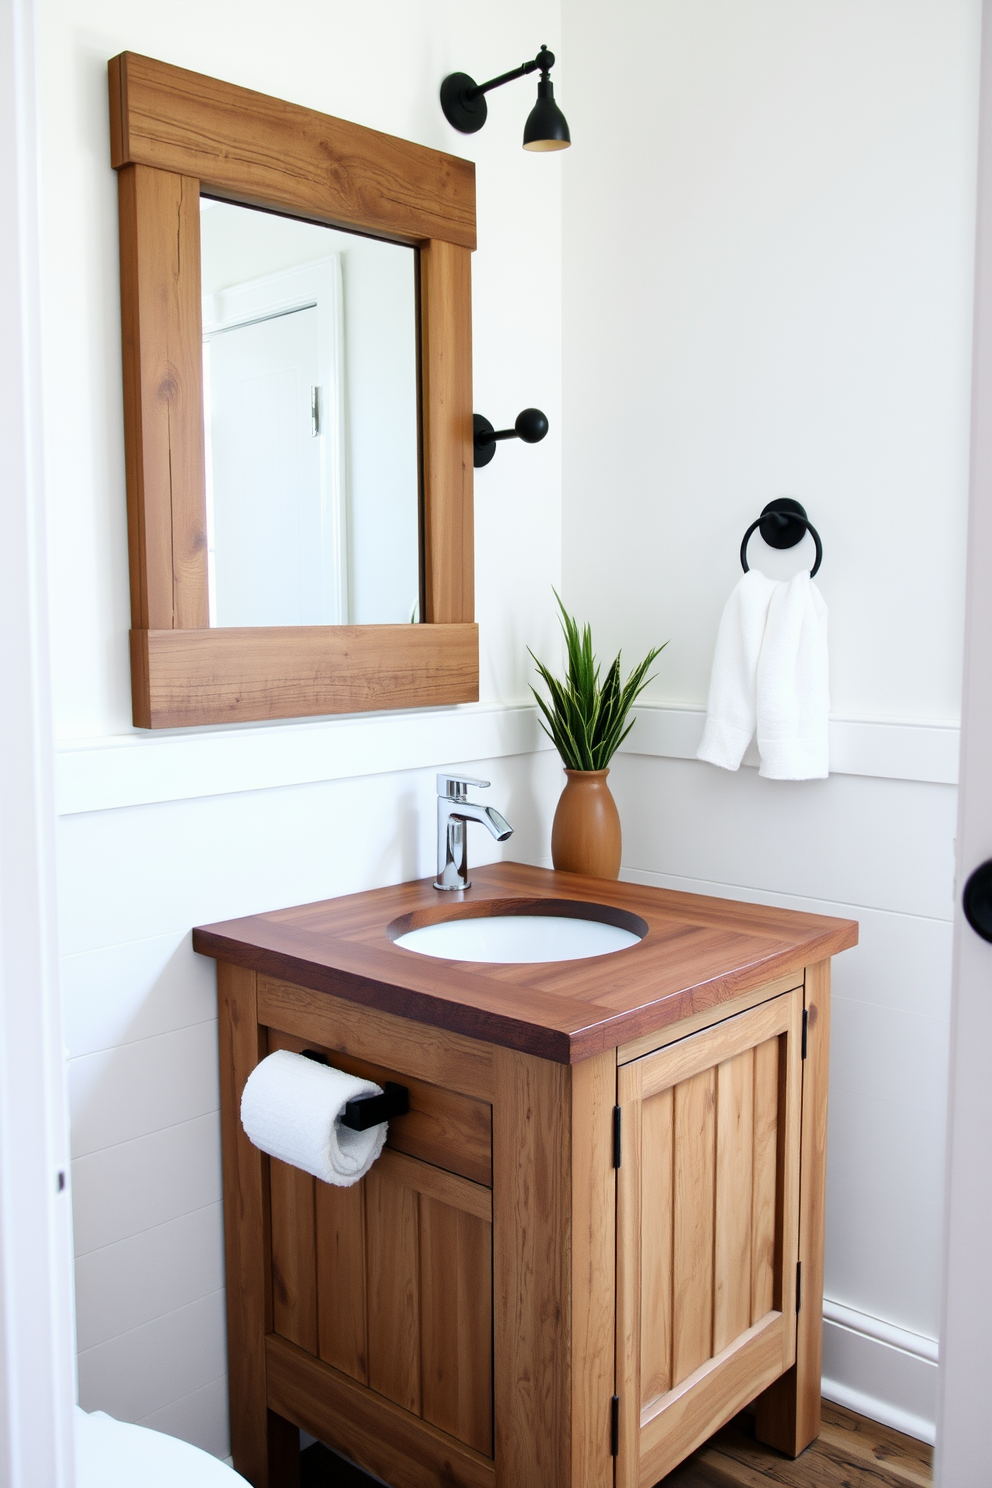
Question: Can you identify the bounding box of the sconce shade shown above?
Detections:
[523,78,570,151]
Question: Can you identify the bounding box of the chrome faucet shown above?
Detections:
[434,774,513,891]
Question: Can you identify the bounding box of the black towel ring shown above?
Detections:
[740,498,822,578]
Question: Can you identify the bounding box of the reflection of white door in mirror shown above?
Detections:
[199,198,421,629]
[202,253,346,626]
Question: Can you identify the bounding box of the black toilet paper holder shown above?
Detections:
[302,1050,410,1130]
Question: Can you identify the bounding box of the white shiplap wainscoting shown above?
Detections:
[56,703,956,1451]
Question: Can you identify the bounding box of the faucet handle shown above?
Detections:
[437,773,490,800]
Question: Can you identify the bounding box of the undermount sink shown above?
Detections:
[392,902,646,963]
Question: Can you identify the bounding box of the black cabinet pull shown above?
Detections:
[963,861,992,943]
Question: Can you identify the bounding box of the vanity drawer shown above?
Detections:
[266,1026,492,1188]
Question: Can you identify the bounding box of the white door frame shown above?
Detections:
[0,0,77,1481]
[937,3,992,1482]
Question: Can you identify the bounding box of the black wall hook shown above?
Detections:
[474,408,548,468]
[740,498,823,577]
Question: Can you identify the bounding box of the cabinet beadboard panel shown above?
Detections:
[268,1147,494,1458]
[616,989,804,1487]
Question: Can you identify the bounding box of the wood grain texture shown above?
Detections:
[638,1315,787,1488]
[419,1195,493,1455]
[672,1067,717,1385]
[750,1038,780,1323]
[117,162,207,633]
[110,52,476,249]
[217,963,296,1486]
[266,1335,496,1488]
[640,1088,673,1407]
[129,622,479,728]
[194,862,859,1065]
[315,1178,367,1383]
[641,997,792,1102]
[268,1026,492,1186]
[311,1148,493,1456]
[375,1146,491,1223]
[366,1164,421,1416]
[617,975,802,1065]
[616,1057,645,1480]
[755,961,831,1457]
[714,1051,754,1355]
[662,1399,932,1488]
[110,53,479,731]
[269,1159,317,1355]
[420,239,473,625]
[257,976,495,1102]
[569,1050,616,1488]
[492,1048,571,1488]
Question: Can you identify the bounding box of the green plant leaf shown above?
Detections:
[529,594,668,772]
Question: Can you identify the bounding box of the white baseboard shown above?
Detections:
[822,1298,938,1444]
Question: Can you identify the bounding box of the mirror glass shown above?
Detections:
[199,199,420,628]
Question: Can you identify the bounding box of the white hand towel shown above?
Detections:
[240,1049,387,1187]
[696,569,778,771]
[756,571,829,780]
[697,568,829,780]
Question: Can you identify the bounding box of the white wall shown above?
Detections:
[37,0,564,1457]
[563,0,980,1442]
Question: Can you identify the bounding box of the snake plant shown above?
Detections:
[530,593,666,771]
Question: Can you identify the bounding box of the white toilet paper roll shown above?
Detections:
[240,1049,387,1187]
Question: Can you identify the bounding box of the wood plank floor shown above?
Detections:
[658,1402,932,1487]
[299,1400,933,1487]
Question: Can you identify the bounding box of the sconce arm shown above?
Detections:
[467,46,555,99]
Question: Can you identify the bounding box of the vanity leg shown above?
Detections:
[266,1411,300,1488]
[755,961,830,1457]
[218,963,275,1484]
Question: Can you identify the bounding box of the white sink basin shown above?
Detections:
[393,913,643,964]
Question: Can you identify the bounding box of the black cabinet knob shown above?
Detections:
[963,860,992,942]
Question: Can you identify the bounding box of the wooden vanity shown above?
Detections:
[194,862,857,1488]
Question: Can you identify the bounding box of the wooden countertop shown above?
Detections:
[193,862,858,1064]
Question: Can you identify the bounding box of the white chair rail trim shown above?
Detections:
[55,703,960,816]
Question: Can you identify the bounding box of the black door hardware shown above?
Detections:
[740,498,823,578]
[301,1050,410,1130]
[474,408,548,467]
[963,860,992,942]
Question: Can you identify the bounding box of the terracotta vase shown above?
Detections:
[550,768,622,880]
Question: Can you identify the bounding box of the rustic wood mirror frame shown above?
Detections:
[109,52,478,729]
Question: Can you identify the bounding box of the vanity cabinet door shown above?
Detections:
[267,1148,493,1457]
[316,1149,493,1456]
[615,986,804,1488]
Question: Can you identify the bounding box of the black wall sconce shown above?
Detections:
[441,45,570,151]
[474,408,549,468]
